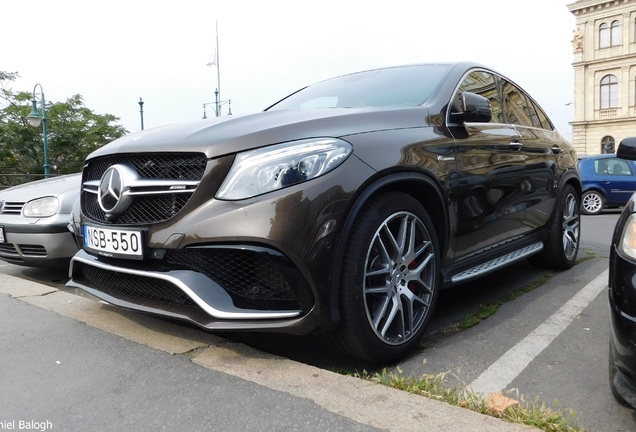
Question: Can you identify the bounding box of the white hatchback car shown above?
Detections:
[0,174,80,268]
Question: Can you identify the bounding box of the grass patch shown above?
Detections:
[575,248,598,264]
[458,273,554,330]
[354,368,584,432]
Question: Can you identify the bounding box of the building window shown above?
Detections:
[600,23,609,47]
[602,136,616,153]
[600,74,618,108]
[611,20,621,45]
[600,21,622,47]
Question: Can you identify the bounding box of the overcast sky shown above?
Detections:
[4,0,576,138]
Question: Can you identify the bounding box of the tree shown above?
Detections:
[0,71,127,185]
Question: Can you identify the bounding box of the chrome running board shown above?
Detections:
[451,242,543,283]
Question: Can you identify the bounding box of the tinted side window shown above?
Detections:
[531,101,554,131]
[456,71,503,123]
[501,80,535,127]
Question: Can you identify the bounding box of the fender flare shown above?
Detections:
[559,167,582,194]
[328,170,448,324]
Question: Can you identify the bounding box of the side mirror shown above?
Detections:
[617,137,636,161]
[450,92,492,123]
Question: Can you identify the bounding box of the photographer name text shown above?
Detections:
[0,420,52,431]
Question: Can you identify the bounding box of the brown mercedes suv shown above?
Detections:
[67,63,581,362]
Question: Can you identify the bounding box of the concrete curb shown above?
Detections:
[0,272,539,431]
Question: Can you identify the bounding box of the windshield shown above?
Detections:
[267,64,450,111]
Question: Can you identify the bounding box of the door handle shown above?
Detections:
[509,141,523,151]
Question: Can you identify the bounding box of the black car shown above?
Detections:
[609,138,636,408]
[67,63,581,363]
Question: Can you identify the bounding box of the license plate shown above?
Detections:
[83,224,143,259]
[0,226,5,243]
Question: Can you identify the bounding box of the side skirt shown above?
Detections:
[449,242,543,284]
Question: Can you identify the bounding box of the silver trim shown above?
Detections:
[451,242,543,283]
[70,252,302,320]
[84,179,199,195]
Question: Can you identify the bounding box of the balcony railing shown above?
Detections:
[598,109,618,119]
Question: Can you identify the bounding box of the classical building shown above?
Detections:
[568,0,636,155]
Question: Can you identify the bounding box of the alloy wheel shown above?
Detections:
[562,192,580,261]
[363,211,436,345]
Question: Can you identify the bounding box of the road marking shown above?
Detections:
[468,268,609,395]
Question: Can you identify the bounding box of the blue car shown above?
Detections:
[578,154,636,215]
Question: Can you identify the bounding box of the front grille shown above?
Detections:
[81,153,207,225]
[84,153,207,181]
[0,202,24,215]
[75,261,198,307]
[0,243,23,264]
[163,249,300,310]
[17,245,46,256]
[0,242,19,256]
[78,248,303,312]
[84,194,192,224]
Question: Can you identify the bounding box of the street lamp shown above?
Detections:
[214,88,232,117]
[202,95,231,119]
[26,83,50,178]
[138,97,145,130]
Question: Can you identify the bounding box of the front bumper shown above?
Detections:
[0,221,78,267]
[67,248,318,332]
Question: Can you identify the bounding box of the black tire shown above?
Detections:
[529,184,580,270]
[581,190,604,215]
[324,192,440,363]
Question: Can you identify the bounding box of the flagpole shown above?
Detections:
[215,21,221,117]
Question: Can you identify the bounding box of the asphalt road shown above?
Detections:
[0,212,632,431]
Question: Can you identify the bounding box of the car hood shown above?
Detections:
[0,174,81,201]
[87,107,430,160]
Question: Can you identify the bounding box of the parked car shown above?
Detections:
[608,137,636,408]
[67,62,581,362]
[578,154,636,215]
[0,174,81,268]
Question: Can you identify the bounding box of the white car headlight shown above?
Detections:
[22,196,60,218]
[216,138,352,200]
[619,214,636,260]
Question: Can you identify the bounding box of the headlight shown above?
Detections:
[619,214,636,260]
[216,138,352,200]
[22,196,60,217]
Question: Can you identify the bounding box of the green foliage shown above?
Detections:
[359,368,584,432]
[0,71,127,185]
[458,273,555,330]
